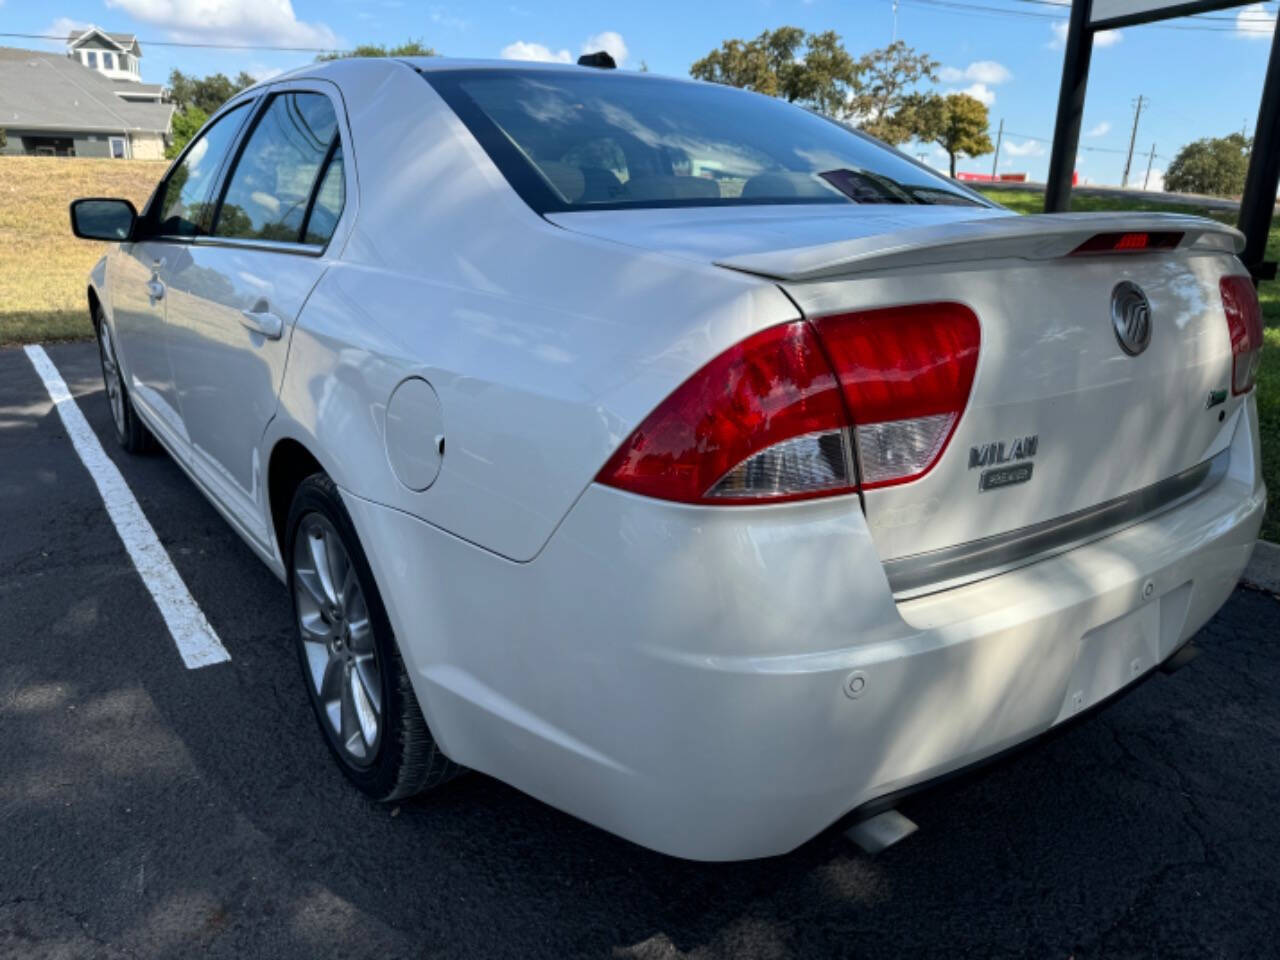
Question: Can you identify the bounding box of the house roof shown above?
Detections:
[0,47,173,134]
[67,28,140,55]
[111,79,165,96]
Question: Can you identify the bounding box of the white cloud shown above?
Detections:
[582,30,628,67]
[938,60,1011,85]
[104,0,338,48]
[1003,139,1045,157]
[501,31,630,67]
[1085,121,1111,137]
[430,8,469,31]
[1050,20,1121,48]
[42,16,91,50]
[1237,3,1277,37]
[951,82,996,106]
[500,40,572,62]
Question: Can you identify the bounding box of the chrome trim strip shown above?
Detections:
[190,236,326,257]
[885,449,1230,599]
[148,235,326,257]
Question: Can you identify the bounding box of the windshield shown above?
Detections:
[422,69,988,213]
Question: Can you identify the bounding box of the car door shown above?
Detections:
[161,82,352,550]
[111,99,254,443]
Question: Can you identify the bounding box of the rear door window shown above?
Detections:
[213,92,343,244]
[302,145,345,245]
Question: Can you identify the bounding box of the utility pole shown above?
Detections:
[1143,143,1156,190]
[892,0,900,43]
[1237,12,1280,281]
[1121,95,1146,188]
[991,118,1004,178]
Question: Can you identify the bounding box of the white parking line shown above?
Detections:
[24,345,230,669]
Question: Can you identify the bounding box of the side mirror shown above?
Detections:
[70,198,137,242]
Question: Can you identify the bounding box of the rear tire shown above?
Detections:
[95,308,155,455]
[286,473,461,801]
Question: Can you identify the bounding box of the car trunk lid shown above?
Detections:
[554,206,1248,592]
[753,214,1247,589]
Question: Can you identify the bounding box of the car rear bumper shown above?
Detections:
[343,398,1266,861]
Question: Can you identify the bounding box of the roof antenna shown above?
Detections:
[577,51,616,69]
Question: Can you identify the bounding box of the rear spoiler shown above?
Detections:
[714,211,1245,283]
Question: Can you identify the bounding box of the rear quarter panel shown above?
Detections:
[269,61,797,561]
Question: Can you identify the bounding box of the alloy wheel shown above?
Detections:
[97,323,126,436]
[292,513,383,766]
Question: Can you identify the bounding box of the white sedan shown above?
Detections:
[71,57,1266,861]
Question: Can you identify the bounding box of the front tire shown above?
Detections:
[286,473,460,801]
[95,309,155,454]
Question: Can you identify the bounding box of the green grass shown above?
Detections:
[0,156,166,345]
[979,187,1278,542]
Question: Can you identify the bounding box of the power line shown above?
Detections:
[899,0,1276,32]
[1001,0,1277,20]
[1001,129,1170,158]
[0,32,340,53]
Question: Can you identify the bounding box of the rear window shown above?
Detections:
[422,68,987,213]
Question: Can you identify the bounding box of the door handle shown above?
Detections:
[239,303,284,340]
[146,279,165,301]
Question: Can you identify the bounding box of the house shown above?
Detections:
[66,27,165,104]
[0,28,173,159]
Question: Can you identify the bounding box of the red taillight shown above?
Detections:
[1220,274,1264,395]
[596,303,980,504]
[813,302,980,489]
[1071,231,1183,255]
[596,321,853,504]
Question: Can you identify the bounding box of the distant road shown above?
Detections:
[978,179,1246,213]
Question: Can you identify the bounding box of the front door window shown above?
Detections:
[154,101,251,236]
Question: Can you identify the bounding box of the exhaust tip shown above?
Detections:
[845,808,918,855]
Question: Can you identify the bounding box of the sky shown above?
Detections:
[6,0,1280,187]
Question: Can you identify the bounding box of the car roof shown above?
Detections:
[267,56,691,87]
[399,57,643,74]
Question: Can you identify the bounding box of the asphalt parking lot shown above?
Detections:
[3,340,1279,960]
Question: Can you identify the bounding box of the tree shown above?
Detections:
[164,70,256,160]
[850,41,939,145]
[167,69,256,114]
[691,30,939,139]
[911,93,993,177]
[316,40,436,61]
[166,106,208,159]
[1164,133,1250,197]
[690,27,859,118]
